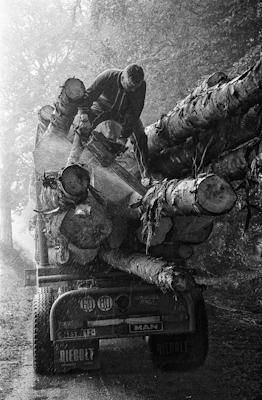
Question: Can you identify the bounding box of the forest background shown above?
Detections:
[0,0,262,275]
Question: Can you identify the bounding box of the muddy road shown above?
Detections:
[0,248,261,400]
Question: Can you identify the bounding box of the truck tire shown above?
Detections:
[148,298,208,371]
[33,287,54,374]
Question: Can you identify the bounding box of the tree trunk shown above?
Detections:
[148,59,262,148]
[33,79,86,175]
[39,165,91,212]
[99,248,197,292]
[141,174,236,217]
[50,78,85,134]
[47,241,98,267]
[43,198,112,250]
[0,152,16,248]
[139,174,235,252]
[207,136,261,180]
[38,105,54,127]
[146,59,262,179]
[0,186,13,248]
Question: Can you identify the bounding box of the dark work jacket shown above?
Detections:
[84,69,146,137]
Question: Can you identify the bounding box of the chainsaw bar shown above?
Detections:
[86,131,146,196]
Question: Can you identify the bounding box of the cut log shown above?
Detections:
[60,164,90,199]
[48,243,98,266]
[33,78,86,174]
[50,78,85,134]
[147,59,262,148]
[35,105,55,146]
[99,248,197,292]
[38,105,54,127]
[39,165,91,211]
[44,199,112,250]
[208,137,261,180]
[148,111,262,180]
[166,174,236,215]
[142,174,236,217]
[140,174,235,251]
[145,59,262,179]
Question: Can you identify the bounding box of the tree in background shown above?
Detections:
[0,0,89,246]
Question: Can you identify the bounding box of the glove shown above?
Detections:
[79,113,92,142]
[117,136,127,146]
[141,177,152,187]
[79,113,92,128]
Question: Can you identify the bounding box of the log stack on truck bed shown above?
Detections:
[32,57,262,290]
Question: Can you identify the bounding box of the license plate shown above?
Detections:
[57,328,96,340]
[54,340,99,371]
[129,322,163,333]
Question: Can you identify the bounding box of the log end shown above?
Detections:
[61,165,90,197]
[38,105,54,126]
[60,203,112,249]
[197,175,236,214]
[64,78,86,101]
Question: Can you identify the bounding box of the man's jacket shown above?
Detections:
[84,69,146,137]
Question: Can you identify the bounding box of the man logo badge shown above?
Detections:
[129,322,163,333]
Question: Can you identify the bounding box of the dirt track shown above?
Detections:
[0,248,261,400]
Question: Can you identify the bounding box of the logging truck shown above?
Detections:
[26,77,213,374]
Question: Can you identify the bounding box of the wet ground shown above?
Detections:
[0,247,262,400]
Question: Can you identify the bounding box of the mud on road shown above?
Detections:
[0,247,261,400]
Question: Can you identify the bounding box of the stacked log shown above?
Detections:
[38,164,113,267]
[99,248,197,292]
[50,78,85,134]
[36,105,55,145]
[34,79,114,267]
[145,59,262,180]
[39,165,91,212]
[137,174,236,252]
[33,78,86,174]
[43,199,112,266]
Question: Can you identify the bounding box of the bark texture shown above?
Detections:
[50,78,85,134]
[43,198,112,250]
[139,174,236,252]
[99,248,197,292]
[146,59,262,179]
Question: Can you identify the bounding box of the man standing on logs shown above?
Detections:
[80,64,151,185]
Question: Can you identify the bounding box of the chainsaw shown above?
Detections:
[78,112,147,196]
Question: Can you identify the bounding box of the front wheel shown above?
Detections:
[148,298,208,371]
[33,287,54,374]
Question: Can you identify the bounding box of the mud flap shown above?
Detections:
[54,339,100,372]
[148,299,208,371]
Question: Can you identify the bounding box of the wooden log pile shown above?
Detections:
[33,57,262,291]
